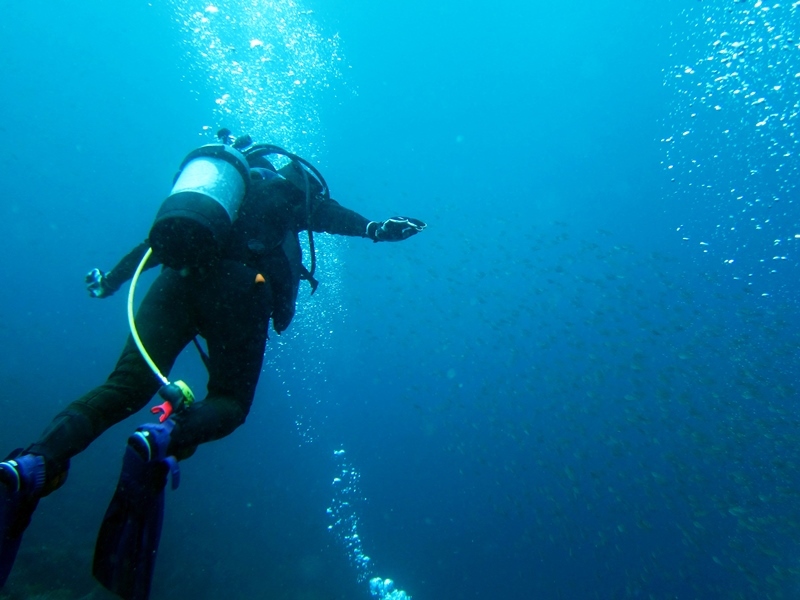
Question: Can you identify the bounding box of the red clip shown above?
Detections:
[150,401,173,423]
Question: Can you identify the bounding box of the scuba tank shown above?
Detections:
[148,133,329,273]
[149,144,251,269]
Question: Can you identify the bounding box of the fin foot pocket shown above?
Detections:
[0,453,46,589]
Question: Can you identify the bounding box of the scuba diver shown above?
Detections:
[0,130,426,600]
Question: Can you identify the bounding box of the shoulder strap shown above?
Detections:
[300,265,319,294]
[192,337,210,372]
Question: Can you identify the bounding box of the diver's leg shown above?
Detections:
[0,270,196,587]
[93,262,270,596]
[168,261,272,457]
[28,268,197,469]
[0,269,196,588]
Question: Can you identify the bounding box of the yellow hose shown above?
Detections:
[127,247,169,386]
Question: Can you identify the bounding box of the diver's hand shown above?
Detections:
[367,217,427,242]
[86,268,116,298]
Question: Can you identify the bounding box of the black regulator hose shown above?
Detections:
[244,144,329,279]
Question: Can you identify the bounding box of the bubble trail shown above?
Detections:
[328,448,413,598]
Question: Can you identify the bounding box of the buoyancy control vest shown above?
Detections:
[222,173,310,333]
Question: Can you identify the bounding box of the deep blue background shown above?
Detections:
[2,1,800,599]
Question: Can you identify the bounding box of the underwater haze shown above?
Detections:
[2,0,800,598]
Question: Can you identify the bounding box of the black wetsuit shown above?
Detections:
[29,175,371,471]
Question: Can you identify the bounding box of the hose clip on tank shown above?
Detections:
[151,381,196,422]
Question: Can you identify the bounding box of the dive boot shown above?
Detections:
[0,452,46,588]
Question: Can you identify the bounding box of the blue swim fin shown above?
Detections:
[93,422,179,600]
[0,452,46,588]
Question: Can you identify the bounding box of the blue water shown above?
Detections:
[2,0,800,598]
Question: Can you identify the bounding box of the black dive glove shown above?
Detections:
[366,217,427,242]
[85,268,118,298]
